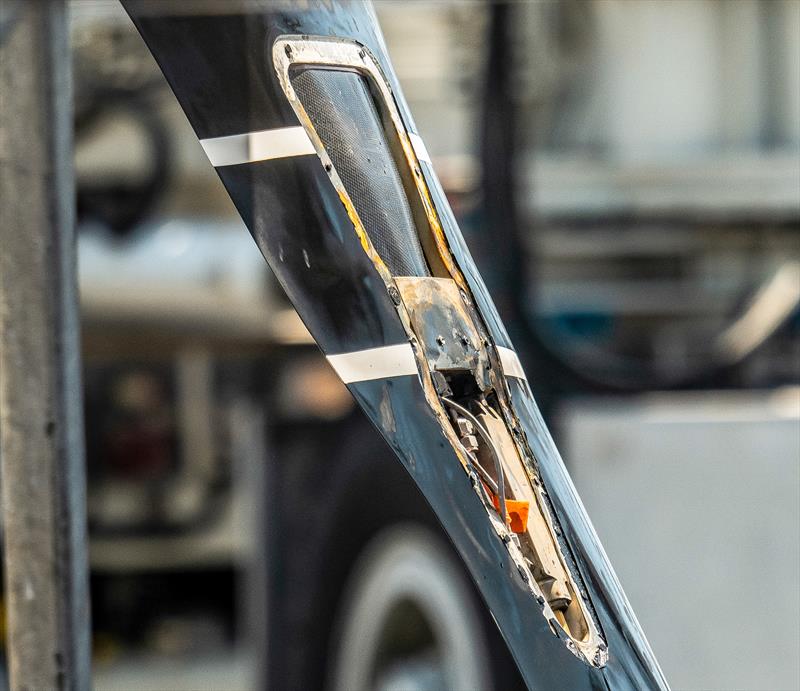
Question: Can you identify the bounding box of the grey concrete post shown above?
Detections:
[0,1,92,688]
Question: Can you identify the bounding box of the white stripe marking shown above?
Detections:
[200,126,315,167]
[326,343,528,383]
[327,344,418,383]
[409,132,431,164]
[497,346,527,381]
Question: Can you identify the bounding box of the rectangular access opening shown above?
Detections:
[289,66,448,278]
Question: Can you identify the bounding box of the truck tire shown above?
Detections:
[268,412,525,691]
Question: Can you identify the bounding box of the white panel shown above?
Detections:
[593,0,720,161]
[563,389,800,691]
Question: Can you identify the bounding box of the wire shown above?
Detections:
[442,400,497,492]
[442,397,508,528]
[457,440,499,496]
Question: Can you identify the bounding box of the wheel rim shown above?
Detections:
[330,524,493,691]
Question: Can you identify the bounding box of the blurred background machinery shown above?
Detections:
[1,1,796,690]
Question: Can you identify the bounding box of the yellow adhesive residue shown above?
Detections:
[336,189,390,278]
[397,131,469,293]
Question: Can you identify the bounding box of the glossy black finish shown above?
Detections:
[123,2,667,688]
[223,156,409,352]
[350,376,603,690]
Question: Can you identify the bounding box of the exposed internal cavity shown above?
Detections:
[394,276,596,649]
[275,37,607,666]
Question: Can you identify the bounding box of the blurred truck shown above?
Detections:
[73,2,798,689]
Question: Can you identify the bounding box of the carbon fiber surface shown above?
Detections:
[292,68,430,277]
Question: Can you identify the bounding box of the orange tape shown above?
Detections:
[485,485,530,534]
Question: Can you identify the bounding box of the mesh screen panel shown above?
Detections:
[292,68,430,277]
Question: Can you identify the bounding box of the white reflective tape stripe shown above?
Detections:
[327,343,525,383]
[327,344,418,383]
[409,132,431,164]
[497,346,527,381]
[200,126,315,167]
